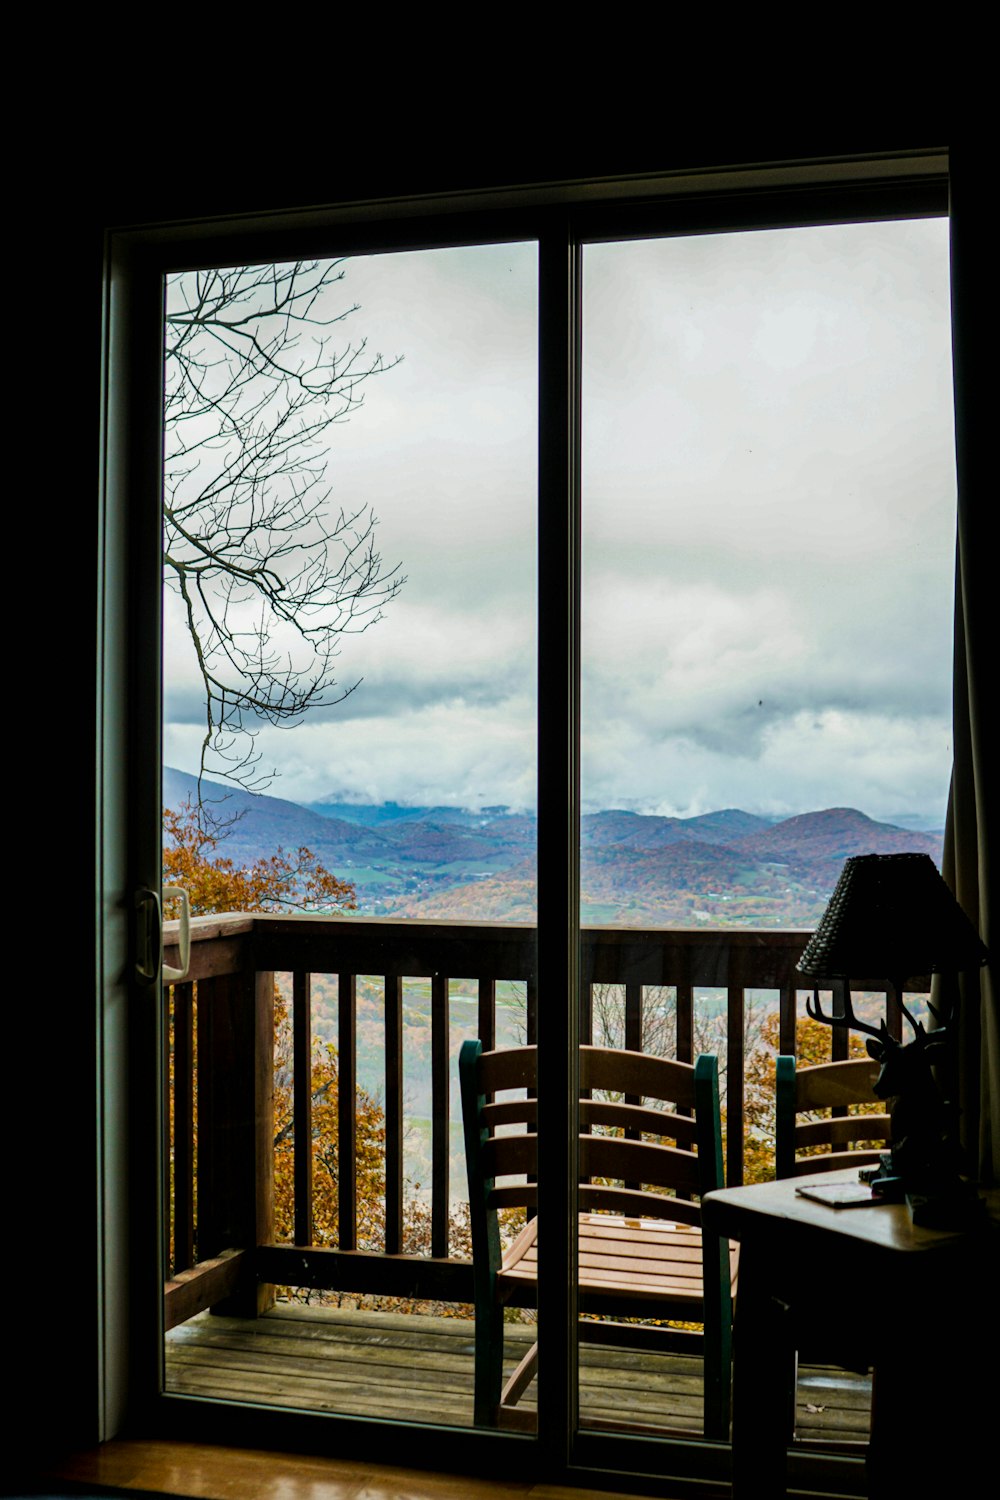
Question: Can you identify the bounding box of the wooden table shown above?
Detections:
[702,1171,1000,1498]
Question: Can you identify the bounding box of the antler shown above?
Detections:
[804,984,886,1042]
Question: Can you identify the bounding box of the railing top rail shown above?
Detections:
[164,913,255,944]
[163,913,254,982]
[165,911,813,943]
[162,912,929,991]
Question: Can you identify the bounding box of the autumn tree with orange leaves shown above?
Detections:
[163,802,357,916]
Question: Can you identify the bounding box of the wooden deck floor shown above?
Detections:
[165,1302,872,1445]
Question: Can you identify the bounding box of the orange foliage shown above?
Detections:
[163,800,356,916]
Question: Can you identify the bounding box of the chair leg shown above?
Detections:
[701,1239,733,1440]
[474,1297,505,1426]
[500,1338,539,1411]
[702,1317,732,1440]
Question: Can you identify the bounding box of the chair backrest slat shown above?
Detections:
[579,1045,696,1108]
[479,1045,536,1093]
[788,1148,886,1177]
[490,1183,539,1211]
[796,1115,892,1150]
[580,1136,701,1195]
[482,1134,537,1180]
[775,1053,891,1180]
[796,1058,880,1111]
[580,1099,698,1148]
[482,1098,538,1130]
[578,1184,702,1225]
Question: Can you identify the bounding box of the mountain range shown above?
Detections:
[163,767,943,929]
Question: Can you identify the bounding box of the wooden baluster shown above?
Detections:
[173,980,195,1273]
[196,975,216,1265]
[624,981,642,1055]
[385,974,404,1256]
[779,980,797,1058]
[676,980,694,1065]
[201,968,275,1317]
[477,976,495,1052]
[886,985,903,1042]
[830,981,850,1129]
[255,970,276,1313]
[293,970,313,1247]
[579,977,593,1047]
[727,979,746,1186]
[431,972,450,1259]
[623,981,643,1189]
[337,973,357,1252]
[831,979,850,1062]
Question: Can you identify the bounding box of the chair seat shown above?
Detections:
[499,1211,739,1317]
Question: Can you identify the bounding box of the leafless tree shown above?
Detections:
[164,259,404,810]
[590,983,679,1059]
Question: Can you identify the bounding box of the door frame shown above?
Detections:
[97,151,949,1492]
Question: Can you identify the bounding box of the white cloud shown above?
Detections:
[249,694,538,811]
[163,222,956,826]
[580,709,951,825]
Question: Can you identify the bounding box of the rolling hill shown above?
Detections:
[164,767,942,927]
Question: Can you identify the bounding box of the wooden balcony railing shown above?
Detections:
[162,914,925,1332]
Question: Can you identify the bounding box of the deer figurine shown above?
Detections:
[806,986,959,1191]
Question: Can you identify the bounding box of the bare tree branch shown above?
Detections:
[164,259,405,812]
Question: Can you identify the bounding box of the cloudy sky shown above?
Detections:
[163,218,956,828]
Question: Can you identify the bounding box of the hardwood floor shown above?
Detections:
[31,1438,677,1500]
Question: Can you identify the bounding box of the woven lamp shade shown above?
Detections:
[797,853,987,983]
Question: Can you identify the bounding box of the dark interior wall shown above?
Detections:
[18,142,977,1452]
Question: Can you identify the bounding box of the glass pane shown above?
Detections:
[162,244,538,1427]
[578,219,955,1437]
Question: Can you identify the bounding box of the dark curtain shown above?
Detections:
[944,154,998,1185]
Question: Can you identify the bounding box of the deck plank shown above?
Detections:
[165,1302,872,1442]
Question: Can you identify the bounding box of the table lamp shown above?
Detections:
[796,852,988,1224]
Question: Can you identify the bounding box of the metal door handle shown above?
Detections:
[162,886,191,982]
[134,886,191,984]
